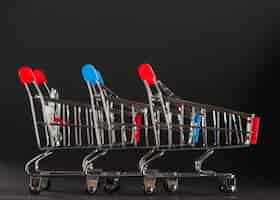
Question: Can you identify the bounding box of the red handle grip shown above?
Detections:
[251,116,261,145]
[138,64,157,85]
[18,66,35,84]
[33,69,48,84]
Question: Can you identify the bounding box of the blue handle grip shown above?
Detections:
[194,114,202,144]
[96,70,104,85]
[81,64,98,85]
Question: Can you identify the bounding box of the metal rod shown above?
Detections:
[178,105,185,146]
[62,104,66,146]
[33,83,50,147]
[144,81,160,146]
[78,106,82,146]
[66,104,70,146]
[188,107,195,145]
[89,108,95,145]
[110,102,116,144]
[202,108,207,147]
[85,108,90,145]
[144,108,149,147]
[229,113,232,145]
[121,104,127,145]
[166,102,173,147]
[213,110,217,146]
[217,111,220,146]
[131,105,136,144]
[224,112,228,145]
[156,109,161,145]
[238,115,244,144]
[24,84,42,148]
[232,114,240,144]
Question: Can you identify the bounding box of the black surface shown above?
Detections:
[1,162,279,200]
[1,0,279,199]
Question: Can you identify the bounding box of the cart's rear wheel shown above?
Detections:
[143,177,156,195]
[219,176,237,193]
[41,177,51,191]
[104,177,120,194]
[28,176,41,195]
[163,178,179,193]
[86,176,99,195]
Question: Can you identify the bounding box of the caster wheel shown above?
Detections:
[163,178,179,193]
[144,186,156,195]
[219,176,237,193]
[143,177,156,195]
[86,176,99,195]
[41,178,51,191]
[29,186,41,195]
[28,176,41,195]
[104,177,120,194]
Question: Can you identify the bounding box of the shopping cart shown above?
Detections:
[81,64,151,193]
[18,64,261,195]
[137,63,261,194]
[19,65,152,195]
[81,64,261,194]
[18,66,120,194]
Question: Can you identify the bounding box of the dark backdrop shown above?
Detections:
[1,0,278,184]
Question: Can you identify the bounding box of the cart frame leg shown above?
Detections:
[139,149,165,194]
[82,149,108,195]
[194,149,237,193]
[25,151,53,194]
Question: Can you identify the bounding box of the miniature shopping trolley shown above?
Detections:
[18,64,261,195]
[81,64,261,194]
[136,64,261,194]
[18,66,110,194]
[18,65,151,195]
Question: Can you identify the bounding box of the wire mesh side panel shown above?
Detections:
[142,80,254,150]
[106,97,157,148]
[33,96,102,150]
[88,82,157,149]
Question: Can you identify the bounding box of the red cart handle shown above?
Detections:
[138,64,157,86]
[251,116,261,145]
[33,69,48,84]
[18,66,35,84]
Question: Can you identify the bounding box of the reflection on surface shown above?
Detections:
[0,162,278,200]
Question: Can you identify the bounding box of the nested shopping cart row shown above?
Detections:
[18,64,261,195]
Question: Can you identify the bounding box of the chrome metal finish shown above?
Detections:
[229,113,232,145]
[217,111,220,146]
[178,105,185,146]
[202,108,207,147]
[224,112,229,145]
[144,81,160,146]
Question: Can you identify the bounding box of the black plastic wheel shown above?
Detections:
[29,176,41,195]
[41,178,51,191]
[163,179,178,193]
[86,186,98,195]
[28,186,41,195]
[85,177,99,195]
[219,177,237,193]
[219,184,226,193]
[144,186,156,195]
[104,177,120,194]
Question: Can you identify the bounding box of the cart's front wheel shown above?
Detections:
[219,176,237,193]
[28,176,41,195]
[143,177,156,195]
[86,176,99,195]
[104,177,120,194]
[163,178,179,193]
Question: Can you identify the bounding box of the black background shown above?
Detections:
[1,0,279,197]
